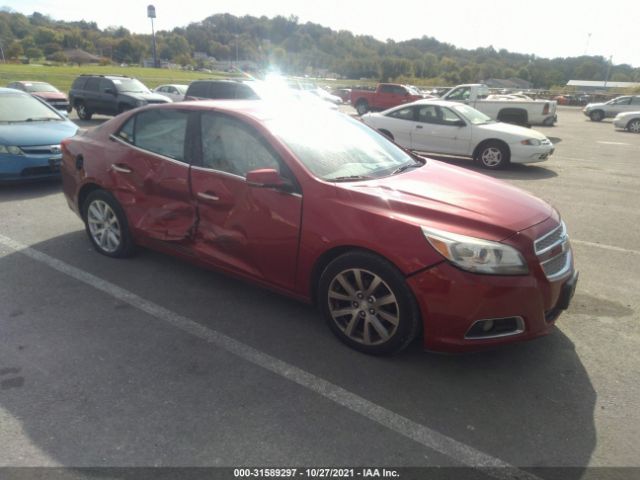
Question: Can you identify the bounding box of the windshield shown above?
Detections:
[0,93,62,122]
[267,111,417,181]
[451,104,492,125]
[406,86,422,96]
[113,78,150,93]
[24,82,59,93]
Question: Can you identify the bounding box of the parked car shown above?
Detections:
[7,80,71,113]
[350,83,426,115]
[184,79,260,101]
[60,101,577,354]
[69,74,170,120]
[288,81,343,105]
[153,84,188,102]
[362,100,554,169]
[0,88,78,182]
[331,88,352,103]
[583,95,640,121]
[441,84,557,126]
[613,111,640,133]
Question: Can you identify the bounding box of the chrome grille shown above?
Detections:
[535,221,572,280]
[535,222,566,255]
[541,250,571,279]
[19,144,62,156]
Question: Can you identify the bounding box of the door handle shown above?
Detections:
[197,192,220,201]
[111,164,132,173]
[416,125,423,129]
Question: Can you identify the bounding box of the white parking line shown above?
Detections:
[572,239,640,256]
[0,233,540,480]
[596,141,630,146]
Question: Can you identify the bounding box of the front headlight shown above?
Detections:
[0,145,23,155]
[520,138,542,146]
[421,227,529,275]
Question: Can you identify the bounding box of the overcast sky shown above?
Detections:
[4,0,640,67]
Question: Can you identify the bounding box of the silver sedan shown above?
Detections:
[613,111,640,133]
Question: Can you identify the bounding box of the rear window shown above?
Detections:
[72,77,88,90]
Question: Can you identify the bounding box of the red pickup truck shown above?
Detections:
[350,83,425,115]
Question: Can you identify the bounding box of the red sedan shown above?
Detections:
[61,101,577,354]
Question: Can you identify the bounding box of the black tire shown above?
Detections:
[76,102,92,120]
[589,110,604,122]
[82,190,135,258]
[627,119,640,134]
[475,141,510,169]
[379,129,394,141]
[355,100,369,116]
[318,251,420,355]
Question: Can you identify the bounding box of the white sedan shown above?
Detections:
[613,111,640,133]
[153,84,188,102]
[361,100,554,169]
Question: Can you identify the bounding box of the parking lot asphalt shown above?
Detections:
[0,106,639,477]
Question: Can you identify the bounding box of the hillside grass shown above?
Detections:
[0,64,235,93]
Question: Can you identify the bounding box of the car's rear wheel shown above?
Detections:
[475,141,510,169]
[627,119,640,133]
[589,110,604,122]
[76,102,92,120]
[82,190,135,258]
[318,251,420,355]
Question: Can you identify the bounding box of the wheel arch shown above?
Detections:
[496,108,529,126]
[78,182,103,213]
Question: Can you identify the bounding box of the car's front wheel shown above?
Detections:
[82,190,135,258]
[627,119,640,133]
[475,141,510,169]
[318,251,420,355]
[589,110,604,122]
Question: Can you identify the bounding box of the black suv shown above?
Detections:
[69,74,170,120]
[184,79,260,101]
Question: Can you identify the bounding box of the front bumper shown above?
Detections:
[408,264,577,352]
[0,153,62,182]
[510,143,555,164]
[613,118,627,129]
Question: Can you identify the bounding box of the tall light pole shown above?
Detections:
[147,5,158,68]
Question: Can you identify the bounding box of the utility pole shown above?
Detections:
[147,5,158,68]
[603,55,613,89]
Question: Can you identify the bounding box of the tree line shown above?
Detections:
[1,9,639,89]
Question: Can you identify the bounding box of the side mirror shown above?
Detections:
[246,168,290,190]
[454,120,466,127]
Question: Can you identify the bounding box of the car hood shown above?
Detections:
[33,91,67,101]
[122,92,171,102]
[476,121,548,140]
[585,102,606,109]
[343,160,553,241]
[0,121,78,147]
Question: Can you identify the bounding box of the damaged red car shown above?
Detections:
[61,101,577,354]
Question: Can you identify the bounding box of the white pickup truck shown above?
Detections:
[441,84,557,126]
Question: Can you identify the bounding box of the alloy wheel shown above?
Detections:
[327,268,400,346]
[87,200,122,253]
[480,147,503,168]
[629,120,640,133]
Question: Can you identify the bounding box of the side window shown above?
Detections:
[187,82,208,98]
[614,97,630,105]
[632,97,640,105]
[440,107,463,125]
[447,87,470,101]
[99,79,114,93]
[116,117,135,143]
[85,77,100,92]
[392,86,407,95]
[201,113,281,177]
[387,107,415,121]
[236,84,259,99]
[133,109,189,162]
[417,106,440,124]
[208,82,236,99]
[379,85,394,94]
[168,87,177,94]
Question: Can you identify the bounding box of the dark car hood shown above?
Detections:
[33,91,68,101]
[343,160,553,241]
[0,121,78,147]
[122,92,171,102]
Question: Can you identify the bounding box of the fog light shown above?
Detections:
[482,320,494,332]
